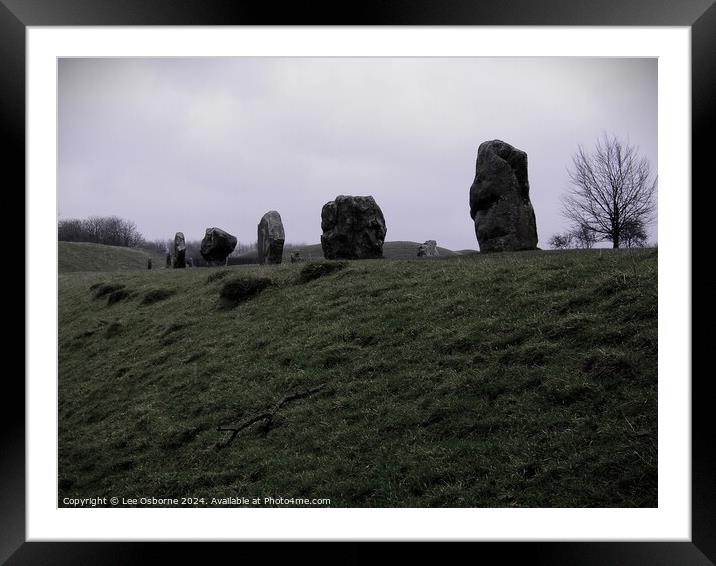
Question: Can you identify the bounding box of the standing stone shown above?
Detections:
[147,258,152,270]
[468,140,538,252]
[417,240,439,257]
[200,227,237,265]
[172,232,186,268]
[257,210,285,265]
[320,195,387,260]
[165,252,171,268]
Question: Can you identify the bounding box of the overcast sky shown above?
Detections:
[58,57,657,250]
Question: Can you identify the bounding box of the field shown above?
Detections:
[58,246,657,507]
[59,241,164,272]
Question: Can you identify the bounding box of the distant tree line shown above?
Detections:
[58,216,144,248]
[550,218,647,250]
[226,242,309,265]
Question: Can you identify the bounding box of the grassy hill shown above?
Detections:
[58,248,657,507]
[59,242,164,272]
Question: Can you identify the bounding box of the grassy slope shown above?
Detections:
[58,249,657,507]
[59,242,164,273]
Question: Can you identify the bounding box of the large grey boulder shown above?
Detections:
[257,210,285,265]
[417,240,439,257]
[469,140,538,252]
[172,232,186,268]
[200,227,237,264]
[320,195,387,260]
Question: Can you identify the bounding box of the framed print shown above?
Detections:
[6,0,709,563]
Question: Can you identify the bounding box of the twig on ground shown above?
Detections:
[216,384,326,450]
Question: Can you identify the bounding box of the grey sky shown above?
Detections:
[58,57,657,250]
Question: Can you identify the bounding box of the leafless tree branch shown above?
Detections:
[216,384,327,450]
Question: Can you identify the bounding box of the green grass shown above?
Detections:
[59,242,164,273]
[58,248,657,507]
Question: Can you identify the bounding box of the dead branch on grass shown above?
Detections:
[216,384,326,450]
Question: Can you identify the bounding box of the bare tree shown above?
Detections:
[563,134,656,249]
[621,218,648,248]
[571,223,598,249]
[548,232,572,250]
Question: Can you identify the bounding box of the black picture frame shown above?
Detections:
[6,1,708,563]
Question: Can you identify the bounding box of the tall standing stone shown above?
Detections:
[200,227,237,265]
[257,210,285,265]
[320,195,387,260]
[172,232,186,268]
[468,140,538,252]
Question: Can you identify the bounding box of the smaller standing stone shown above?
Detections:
[257,210,286,265]
[417,240,439,257]
[172,232,186,268]
[147,258,152,270]
[290,251,304,263]
[165,252,171,268]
